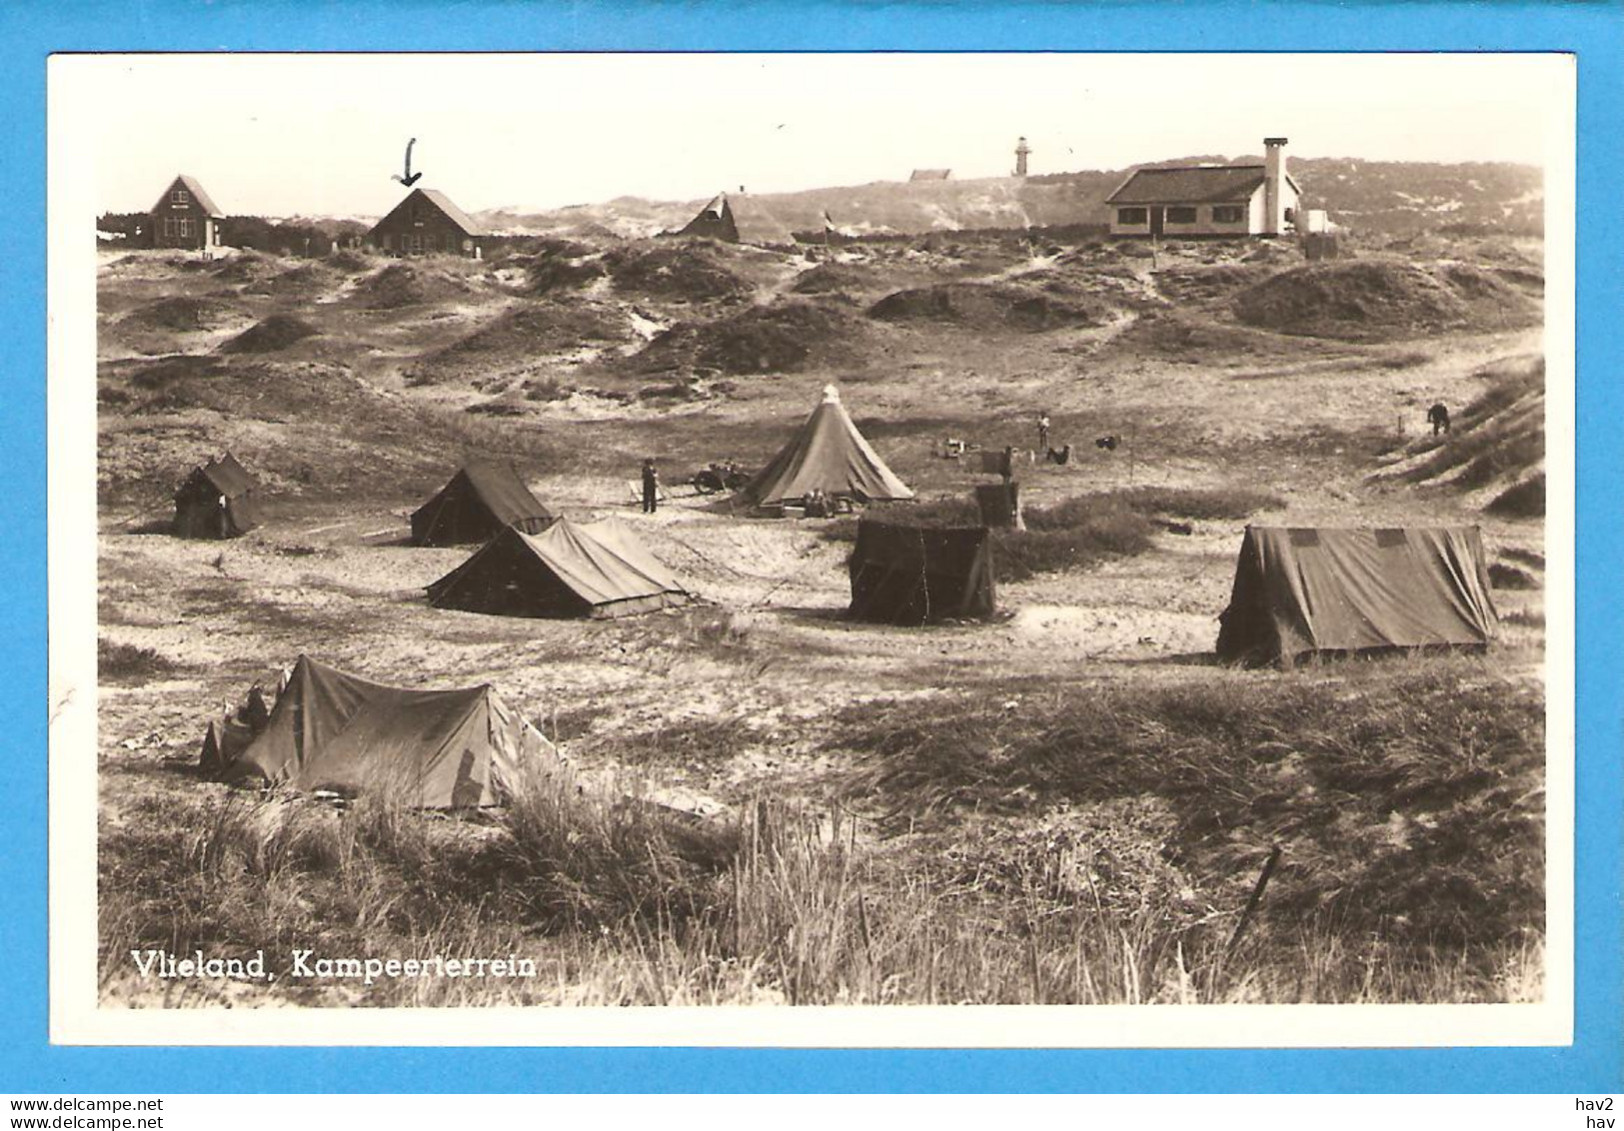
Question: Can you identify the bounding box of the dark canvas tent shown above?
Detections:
[1216,526,1500,666]
[849,520,996,626]
[741,385,915,508]
[214,655,558,808]
[410,461,553,546]
[428,517,691,619]
[174,452,262,539]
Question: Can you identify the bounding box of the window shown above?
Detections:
[1117,207,1148,225]
[171,189,190,206]
[1212,205,1245,224]
[1166,206,1198,224]
[177,218,192,239]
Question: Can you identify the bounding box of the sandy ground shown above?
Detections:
[92,234,1548,907]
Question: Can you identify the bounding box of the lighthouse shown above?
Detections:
[1014,136,1032,177]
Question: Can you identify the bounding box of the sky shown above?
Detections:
[67,53,1569,219]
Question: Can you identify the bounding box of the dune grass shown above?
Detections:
[99,660,1542,1007]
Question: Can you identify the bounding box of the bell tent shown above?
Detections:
[174,452,262,539]
[410,461,553,546]
[1216,526,1500,666]
[741,385,915,508]
[848,520,997,626]
[212,655,557,808]
[427,517,691,619]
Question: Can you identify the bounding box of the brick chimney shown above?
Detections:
[1263,137,1289,237]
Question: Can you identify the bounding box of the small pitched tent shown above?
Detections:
[741,385,915,508]
[174,452,261,539]
[1216,526,1499,666]
[849,521,996,626]
[214,655,557,808]
[410,461,552,546]
[428,517,691,619]
[677,192,794,246]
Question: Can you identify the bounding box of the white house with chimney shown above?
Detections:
[1105,137,1302,238]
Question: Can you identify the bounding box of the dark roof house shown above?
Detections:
[365,188,487,258]
[150,174,224,251]
[676,192,795,246]
[1106,137,1303,238]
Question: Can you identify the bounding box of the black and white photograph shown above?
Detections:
[50,51,1572,1044]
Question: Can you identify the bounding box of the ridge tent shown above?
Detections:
[213,655,558,808]
[427,516,691,619]
[174,452,262,539]
[410,461,553,546]
[848,520,996,626]
[741,385,915,508]
[1216,526,1499,666]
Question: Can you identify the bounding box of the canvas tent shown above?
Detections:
[212,655,557,808]
[428,517,691,619]
[410,461,553,546]
[677,192,795,246]
[741,385,915,508]
[848,520,996,626]
[1216,526,1499,666]
[174,452,262,539]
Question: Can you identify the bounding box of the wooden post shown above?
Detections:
[1226,845,1283,956]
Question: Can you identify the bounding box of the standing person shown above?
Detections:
[641,458,659,514]
[999,445,1016,486]
[1037,412,1051,455]
[1428,402,1451,436]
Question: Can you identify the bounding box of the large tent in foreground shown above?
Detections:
[741,385,915,508]
[849,520,997,626]
[213,655,557,808]
[1216,526,1499,666]
[428,517,691,619]
[174,452,262,539]
[410,461,553,546]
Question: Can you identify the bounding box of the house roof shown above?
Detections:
[909,168,952,181]
[417,189,485,236]
[726,194,794,245]
[154,175,224,218]
[372,188,486,237]
[1106,164,1302,205]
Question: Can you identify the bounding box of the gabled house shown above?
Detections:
[365,188,486,258]
[909,168,952,182]
[675,192,794,247]
[150,175,224,251]
[1106,137,1302,238]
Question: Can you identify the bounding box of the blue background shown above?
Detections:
[2,1,1618,1094]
